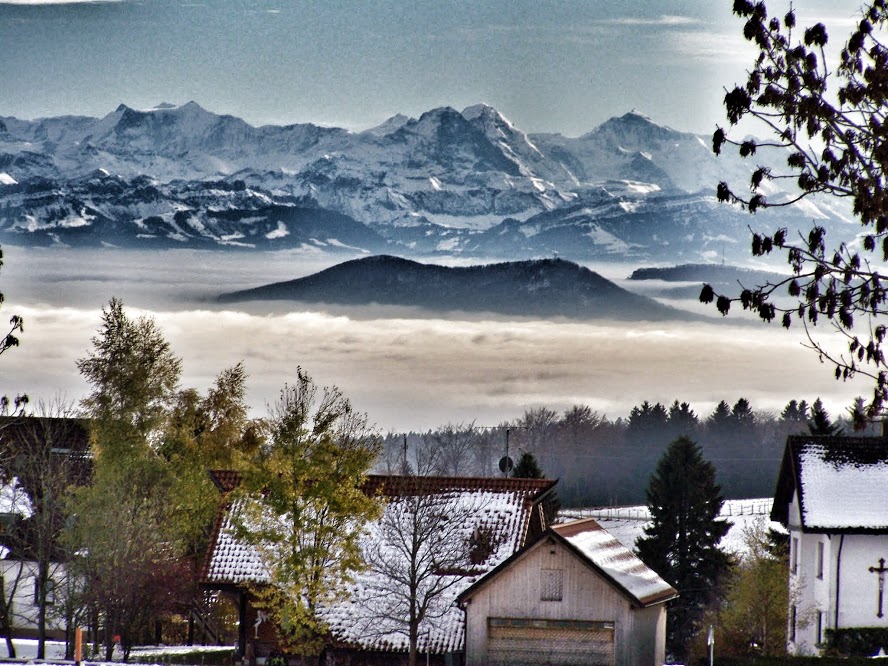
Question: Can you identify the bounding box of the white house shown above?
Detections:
[771,435,888,656]
[457,517,676,666]
[0,559,68,640]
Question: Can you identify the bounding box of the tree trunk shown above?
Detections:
[36,559,48,659]
[0,572,17,658]
[408,621,418,666]
[3,635,13,659]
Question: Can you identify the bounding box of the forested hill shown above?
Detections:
[218,256,698,321]
[629,263,786,286]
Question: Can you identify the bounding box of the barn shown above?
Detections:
[457,517,676,666]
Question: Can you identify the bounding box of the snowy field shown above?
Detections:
[560,498,782,557]
[0,640,232,665]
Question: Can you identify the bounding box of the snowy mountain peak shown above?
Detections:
[362,113,412,137]
[584,109,685,150]
[461,103,514,129]
[626,109,653,121]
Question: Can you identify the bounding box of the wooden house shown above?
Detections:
[457,517,676,666]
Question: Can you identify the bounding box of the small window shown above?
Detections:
[791,537,799,575]
[33,578,56,606]
[790,605,797,642]
[540,568,563,601]
[817,611,825,644]
[816,541,824,580]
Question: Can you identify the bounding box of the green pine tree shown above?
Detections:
[636,436,732,662]
[511,451,544,478]
[808,398,843,436]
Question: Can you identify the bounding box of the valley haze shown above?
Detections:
[0,245,869,432]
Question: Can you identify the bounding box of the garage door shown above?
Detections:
[486,617,615,666]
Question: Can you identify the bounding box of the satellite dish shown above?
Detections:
[498,456,514,473]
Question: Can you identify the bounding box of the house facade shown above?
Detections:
[771,435,888,656]
[457,518,676,666]
[0,559,69,640]
[201,472,558,664]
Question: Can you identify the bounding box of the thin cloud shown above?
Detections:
[673,30,756,63]
[594,15,702,27]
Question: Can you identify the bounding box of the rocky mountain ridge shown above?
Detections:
[0,102,853,260]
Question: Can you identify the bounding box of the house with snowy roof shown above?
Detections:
[457,517,676,666]
[201,472,558,664]
[771,435,888,656]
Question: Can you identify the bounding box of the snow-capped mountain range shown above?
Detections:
[0,101,854,260]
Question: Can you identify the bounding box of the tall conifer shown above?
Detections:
[636,436,732,662]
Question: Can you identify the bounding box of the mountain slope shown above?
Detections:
[218,256,697,321]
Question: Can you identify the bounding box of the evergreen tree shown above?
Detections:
[636,437,732,662]
[706,400,732,435]
[667,401,699,439]
[731,398,755,429]
[808,398,843,436]
[626,401,669,446]
[511,451,544,479]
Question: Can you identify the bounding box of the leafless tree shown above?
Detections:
[418,422,478,476]
[357,480,492,666]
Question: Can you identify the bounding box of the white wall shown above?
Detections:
[787,491,888,656]
[0,560,69,637]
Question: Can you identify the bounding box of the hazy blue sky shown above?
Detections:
[0,0,862,135]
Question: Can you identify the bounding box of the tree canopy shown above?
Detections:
[705,0,888,421]
[234,369,382,658]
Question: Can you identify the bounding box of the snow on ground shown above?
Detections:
[0,639,232,664]
[560,498,783,557]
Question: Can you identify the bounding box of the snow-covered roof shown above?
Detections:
[552,518,677,606]
[458,518,676,609]
[202,473,556,654]
[772,436,888,532]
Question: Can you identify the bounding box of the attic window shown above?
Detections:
[468,526,497,565]
[540,568,563,601]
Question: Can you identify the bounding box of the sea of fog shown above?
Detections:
[0,245,871,432]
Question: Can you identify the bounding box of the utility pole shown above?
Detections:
[402,434,409,475]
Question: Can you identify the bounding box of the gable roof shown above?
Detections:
[201,472,557,654]
[771,435,888,533]
[458,517,676,609]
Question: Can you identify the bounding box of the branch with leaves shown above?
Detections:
[707,0,888,421]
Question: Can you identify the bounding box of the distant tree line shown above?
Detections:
[378,396,875,506]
